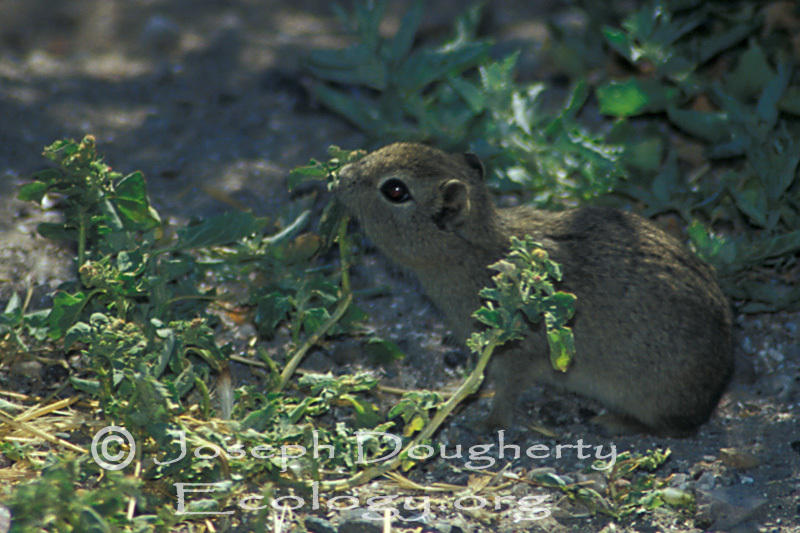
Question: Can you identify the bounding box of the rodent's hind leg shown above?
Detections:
[474,356,532,431]
[590,412,650,436]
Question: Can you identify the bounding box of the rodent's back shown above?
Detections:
[501,205,733,432]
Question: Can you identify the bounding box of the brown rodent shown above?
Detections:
[333,142,733,436]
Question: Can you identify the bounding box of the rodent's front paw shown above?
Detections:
[467,410,511,433]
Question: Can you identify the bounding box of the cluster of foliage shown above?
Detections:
[467,236,576,373]
[532,448,692,519]
[2,137,580,531]
[305,0,800,312]
[1,138,399,531]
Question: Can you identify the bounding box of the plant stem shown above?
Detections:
[78,207,87,267]
[337,216,351,296]
[320,335,498,491]
[276,292,353,392]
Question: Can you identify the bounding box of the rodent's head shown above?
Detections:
[332,142,495,269]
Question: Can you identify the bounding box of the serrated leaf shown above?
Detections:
[288,161,328,191]
[64,321,92,350]
[48,291,88,340]
[473,306,501,328]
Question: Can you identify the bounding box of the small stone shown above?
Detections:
[576,472,608,495]
[304,515,337,533]
[140,15,181,55]
[695,485,768,530]
[337,509,385,533]
[661,487,693,507]
[525,467,556,481]
[668,473,689,489]
[720,447,760,471]
[696,471,716,491]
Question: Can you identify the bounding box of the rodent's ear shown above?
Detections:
[434,179,470,231]
[463,153,485,180]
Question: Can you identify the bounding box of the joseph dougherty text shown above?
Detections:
[152,429,617,472]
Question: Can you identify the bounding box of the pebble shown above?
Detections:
[695,485,768,530]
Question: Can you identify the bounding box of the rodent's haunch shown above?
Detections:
[333,142,733,436]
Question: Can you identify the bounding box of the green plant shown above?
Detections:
[4,138,397,531]
[305,1,627,206]
[592,1,800,311]
[306,0,800,312]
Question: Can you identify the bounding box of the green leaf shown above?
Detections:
[547,327,575,372]
[17,181,49,203]
[447,74,485,114]
[255,292,292,337]
[36,222,77,242]
[288,160,328,191]
[724,41,774,99]
[666,106,730,143]
[113,171,161,230]
[602,26,638,63]
[597,79,679,117]
[388,0,423,64]
[695,18,758,65]
[302,307,330,336]
[0,292,23,327]
[48,291,89,340]
[363,337,405,365]
[305,44,388,90]
[649,151,680,206]
[175,211,270,250]
[64,321,92,350]
[308,82,384,135]
[69,376,100,394]
[318,200,348,252]
[341,393,382,428]
[756,62,791,127]
[729,178,768,228]
[473,306,502,328]
[396,41,491,93]
[779,87,800,116]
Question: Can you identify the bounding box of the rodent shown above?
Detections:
[332,142,733,436]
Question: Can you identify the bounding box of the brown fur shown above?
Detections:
[333,142,733,436]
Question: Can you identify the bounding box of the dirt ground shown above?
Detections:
[1,1,799,532]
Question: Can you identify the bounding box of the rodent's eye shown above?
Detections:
[380,179,411,204]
